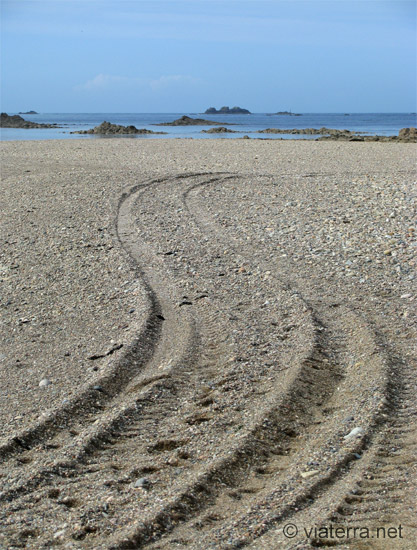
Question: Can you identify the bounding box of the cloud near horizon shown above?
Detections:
[74,73,202,93]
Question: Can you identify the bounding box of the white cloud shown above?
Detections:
[73,74,142,91]
[74,74,202,93]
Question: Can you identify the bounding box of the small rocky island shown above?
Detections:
[272,111,301,116]
[204,106,251,115]
[18,110,38,115]
[71,121,167,135]
[155,116,229,126]
[0,113,59,129]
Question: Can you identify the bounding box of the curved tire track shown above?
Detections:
[116,174,391,550]
[0,173,411,550]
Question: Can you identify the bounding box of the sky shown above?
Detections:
[1,0,416,113]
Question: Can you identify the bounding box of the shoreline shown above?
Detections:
[1,113,415,143]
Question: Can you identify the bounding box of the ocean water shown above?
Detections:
[1,112,416,141]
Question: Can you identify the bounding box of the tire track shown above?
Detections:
[112,174,389,549]
[0,172,409,549]
[303,357,417,550]
[174,174,411,550]
[102,174,388,548]
[0,176,200,510]
[0,175,176,463]
[0,174,246,547]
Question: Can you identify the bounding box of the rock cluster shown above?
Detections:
[156,116,228,126]
[0,113,59,129]
[258,127,417,142]
[71,121,167,135]
[204,106,251,114]
[273,111,301,116]
[201,127,237,134]
[258,127,359,136]
[398,127,417,140]
[317,127,417,142]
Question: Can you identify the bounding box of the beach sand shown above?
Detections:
[0,139,416,548]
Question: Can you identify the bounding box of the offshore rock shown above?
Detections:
[156,116,229,126]
[71,121,167,135]
[201,127,237,134]
[258,127,358,136]
[318,127,417,142]
[204,106,251,114]
[273,111,302,116]
[258,127,417,142]
[1,113,60,129]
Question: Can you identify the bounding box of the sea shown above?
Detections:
[1,112,416,141]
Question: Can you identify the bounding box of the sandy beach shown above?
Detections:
[0,139,416,549]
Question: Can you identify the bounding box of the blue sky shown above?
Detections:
[1,0,416,112]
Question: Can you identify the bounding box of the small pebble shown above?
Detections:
[39,378,51,388]
[301,470,319,479]
[344,427,364,439]
[133,477,151,489]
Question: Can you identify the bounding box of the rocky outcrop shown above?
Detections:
[257,126,416,142]
[258,127,359,136]
[204,106,251,115]
[201,127,237,134]
[272,111,301,116]
[0,113,59,128]
[71,121,167,135]
[18,111,38,115]
[398,127,417,140]
[318,127,417,142]
[156,116,229,126]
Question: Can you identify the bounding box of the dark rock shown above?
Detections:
[317,129,416,142]
[204,106,251,115]
[272,111,301,116]
[258,127,357,136]
[155,115,229,126]
[1,113,60,129]
[201,127,237,134]
[18,111,38,114]
[133,477,151,489]
[71,121,167,135]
